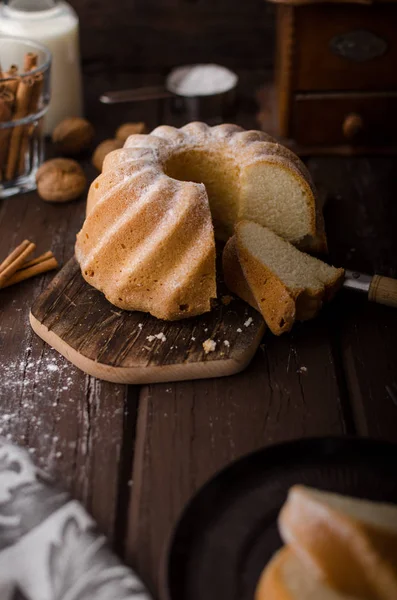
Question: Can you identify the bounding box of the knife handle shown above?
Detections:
[369,275,397,308]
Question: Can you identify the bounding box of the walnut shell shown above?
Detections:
[115,122,146,144]
[52,117,95,155]
[92,139,122,171]
[36,159,87,202]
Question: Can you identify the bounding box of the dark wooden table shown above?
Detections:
[1,72,397,599]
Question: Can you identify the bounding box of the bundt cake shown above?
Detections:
[76,122,324,321]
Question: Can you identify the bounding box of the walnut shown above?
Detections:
[92,139,122,171]
[115,122,146,144]
[36,159,87,202]
[52,117,95,155]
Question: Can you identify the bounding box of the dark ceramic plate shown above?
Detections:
[163,437,397,600]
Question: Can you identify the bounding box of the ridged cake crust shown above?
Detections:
[76,122,321,320]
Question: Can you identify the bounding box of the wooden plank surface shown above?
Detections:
[0,169,129,541]
[126,314,348,594]
[310,157,397,442]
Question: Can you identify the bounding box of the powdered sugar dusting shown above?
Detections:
[0,308,126,480]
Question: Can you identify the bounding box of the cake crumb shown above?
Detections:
[146,332,166,343]
[203,339,216,354]
[191,336,196,341]
[244,317,253,327]
[138,323,143,329]
[297,366,308,374]
[221,295,233,306]
[237,328,242,333]
[224,340,230,347]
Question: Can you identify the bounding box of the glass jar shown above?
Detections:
[0,36,51,198]
[0,0,83,134]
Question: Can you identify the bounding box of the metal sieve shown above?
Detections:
[100,63,239,123]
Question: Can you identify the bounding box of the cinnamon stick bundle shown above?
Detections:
[0,52,43,181]
[0,240,36,287]
[1,255,58,288]
[0,244,58,290]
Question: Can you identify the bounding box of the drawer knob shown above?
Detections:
[343,113,363,140]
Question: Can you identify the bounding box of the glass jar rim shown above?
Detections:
[0,35,52,79]
[0,106,48,128]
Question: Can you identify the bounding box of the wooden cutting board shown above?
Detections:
[30,257,265,384]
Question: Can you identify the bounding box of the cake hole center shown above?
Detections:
[164,148,240,240]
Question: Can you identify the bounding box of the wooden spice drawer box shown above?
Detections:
[292,92,397,146]
[267,0,397,151]
[291,4,397,92]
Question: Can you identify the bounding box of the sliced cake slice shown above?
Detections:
[279,486,397,600]
[255,547,358,600]
[222,221,344,335]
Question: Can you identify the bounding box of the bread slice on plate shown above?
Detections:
[255,546,357,600]
[279,485,397,600]
[222,221,344,335]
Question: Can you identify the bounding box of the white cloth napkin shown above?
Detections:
[0,439,151,600]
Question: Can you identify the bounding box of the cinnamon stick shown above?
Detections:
[19,250,54,270]
[0,86,15,179]
[0,89,13,118]
[0,239,31,274]
[5,75,35,181]
[1,256,58,289]
[0,95,12,179]
[0,241,35,287]
[3,65,19,105]
[18,71,44,176]
[0,97,11,125]
[1,65,19,179]
[23,52,38,72]
[18,53,41,175]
